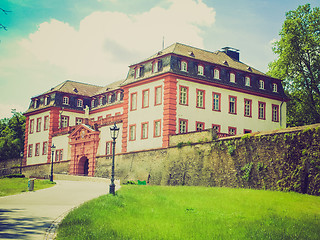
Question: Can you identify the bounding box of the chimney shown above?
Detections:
[221,47,240,61]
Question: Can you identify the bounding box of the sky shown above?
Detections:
[0,0,319,119]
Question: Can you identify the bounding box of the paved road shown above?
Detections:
[0,180,111,240]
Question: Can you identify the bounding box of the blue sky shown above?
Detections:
[0,0,319,118]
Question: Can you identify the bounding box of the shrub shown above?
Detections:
[241,162,253,181]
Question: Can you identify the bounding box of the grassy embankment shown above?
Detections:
[57,185,320,240]
[0,177,56,196]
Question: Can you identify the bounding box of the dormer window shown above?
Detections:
[135,66,143,78]
[63,96,69,105]
[198,65,204,76]
[214,69,220,79]
[259,80,265,90]
[100,96,103,106]
[77,99,83,108]
[230,73,235,83]
[34,99,38,108]
[245,76,251,87]
[91,99,95,108]
[181,61,188,72]
[273,83,278,92]
[153,61,158,73]
[44,96,48,106]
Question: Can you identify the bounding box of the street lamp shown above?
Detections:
[20,152,23,175]
[50,144,56,182]
[109,122,120,195]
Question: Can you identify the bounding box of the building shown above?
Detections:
[23,43,289,176]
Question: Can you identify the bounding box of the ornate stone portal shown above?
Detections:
[68,124,100,176]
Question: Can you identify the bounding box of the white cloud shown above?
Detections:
[20,0,216,84]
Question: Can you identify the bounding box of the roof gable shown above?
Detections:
[68,124,99,141]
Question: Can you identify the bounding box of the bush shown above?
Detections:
[0,174,25,179]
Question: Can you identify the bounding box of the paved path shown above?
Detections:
[0,180,113,240]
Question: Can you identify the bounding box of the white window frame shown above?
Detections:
[273,83,278,92]
[63,96,69,105]
[245,76,251,87]
[181,61,188,72]
[230,73,235,83]
[179,119,188,133]
[198,65,204,76]
[77,99,83,108]
[214,69,220,79]
[61,116,69,128]
[259,80,265,89]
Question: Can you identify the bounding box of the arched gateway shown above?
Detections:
[68,125,100,177]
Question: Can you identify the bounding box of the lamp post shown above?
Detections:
[50,144,56,182]
[109,122,120,195]
[20,152,23,175]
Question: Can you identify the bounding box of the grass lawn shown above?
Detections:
[57,185,320,240]
[0,177,56,197]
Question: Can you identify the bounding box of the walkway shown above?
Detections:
[0,179,116,240]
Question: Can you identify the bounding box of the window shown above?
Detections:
[214,69,220,79]
[106,141,113,155]
[135,67,141,78]
[212,124,221,133]
[198,65,204,76]
[229,96,237,114]
[91,99,95,108]
[28,144,33,157]
[155,86,162,105]
[272,104,279,122]
[61,116,69,128]
[228,127,237,135]
[179,86,188,105]
[77,99,83,108]
[106,114,111,118]
[245,76,251,86]
[154,120,161,137]
[130,92,137,111]
[273,83,278,92]
[196,89,205,108]
[44,116,49,131]
[44,96,49,105]
[244,99,252,117]
[258,102,266,120]
[98,116,103,121]
[29,119,34,134]
[43,142,48,155]
[142,89,149,108]
[179,119,188,133]
[141,122,149,139]
[153,61,158,73]
[259,80,265,89]
[99,97,103,106]
[34,99,38,108]
[35,143,40,156]
[63,96,69,105]
[76,118,83,125]
[181,61,188,72]
[115,112,121,116]
[244,129,252,134]
[55,149,63,161]
[212,92,221,111]
[36,118,41,132]
[129,124,136,141]
[196,122,205,131]
[230,73,236,83]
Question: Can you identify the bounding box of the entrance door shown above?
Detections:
[78,156,89,176]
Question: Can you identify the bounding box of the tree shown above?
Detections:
[0,8,11,31]
[268,4,320,127]
[0,111,26,160]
